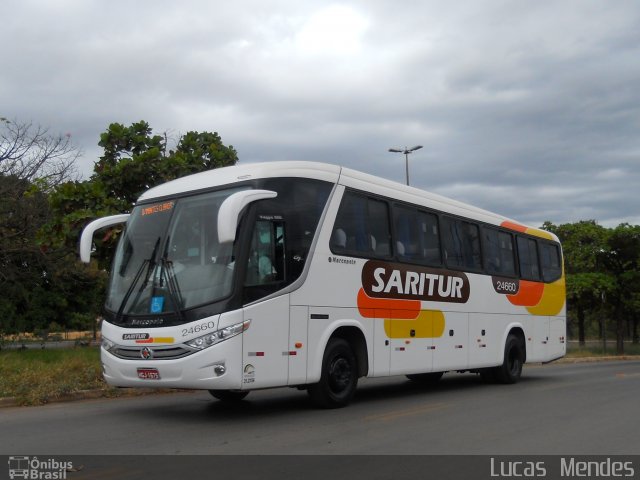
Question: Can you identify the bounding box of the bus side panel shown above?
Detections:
[548,316,566,359]
[288,305,309,385]
[242,294,290,389]
[372,314,391,376]
[531,316,550,362]
[432,311,469,372]
[468,313,503,368]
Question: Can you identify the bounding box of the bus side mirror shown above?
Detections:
[79,214,130,263]
[218,190,277,244]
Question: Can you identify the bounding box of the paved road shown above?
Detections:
[1,361,639,455]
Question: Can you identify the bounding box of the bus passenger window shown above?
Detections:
[368,198,391,256]
[540,242,562,282]
[442,217,482,270]
[393,205,441,265]
[330,191,391,258]
[483,228,516,276]
[517,236,540,281]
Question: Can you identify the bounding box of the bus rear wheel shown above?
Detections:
[493,334,524,384]
[308,338,358,408]
[208,390,250,402]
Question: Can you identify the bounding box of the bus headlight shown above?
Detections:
[184,320,251,351]
[102,336,116,353]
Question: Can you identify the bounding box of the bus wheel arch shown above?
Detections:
[307,326,368,408]
[330,326,369,378]
[307,337,358,408]
[507,327,527,364]
[495,328,526,384]
[481,327,526,384]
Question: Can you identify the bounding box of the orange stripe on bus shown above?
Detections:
[507,280,544,307]
[357,288,420,319]
[501,220,528,233]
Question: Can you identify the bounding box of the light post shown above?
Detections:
[388,145,423,186]
[601,291,607,355]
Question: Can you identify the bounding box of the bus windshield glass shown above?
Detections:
[106,187,247,316]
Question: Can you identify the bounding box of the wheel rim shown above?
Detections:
[328,356,352,394]
[507,346,521,376]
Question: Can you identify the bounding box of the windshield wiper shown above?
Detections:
[159,235,186,322]
[160,257,186,322]
[115,237,160,322]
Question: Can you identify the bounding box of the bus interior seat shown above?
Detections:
[332,228,347,249]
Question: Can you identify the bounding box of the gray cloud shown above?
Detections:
[2,0,639,227]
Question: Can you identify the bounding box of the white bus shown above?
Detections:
[80,161,566,408]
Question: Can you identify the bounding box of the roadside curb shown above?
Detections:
[556,355,640,364]
[0,387,191,409]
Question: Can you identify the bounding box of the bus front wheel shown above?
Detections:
[308,338,358,408]
[209,390,250,402]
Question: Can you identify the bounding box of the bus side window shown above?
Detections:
[483,227,516,276]
[245,220,285,286]
[442,217,482,270]
[367,197,391,256]
[330,191,391,258]
[540,242,562,282]
[516,236,540,281]
[393,205,441,266]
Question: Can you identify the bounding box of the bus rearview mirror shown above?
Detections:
[79,214,130,263]
[218,190,278,244]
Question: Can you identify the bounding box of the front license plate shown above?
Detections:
[137,368,161,380]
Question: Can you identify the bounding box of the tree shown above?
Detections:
[543,221,614,345]
[93,122,238,210]
[0,117,79,191]
[0,118,91,335]
[40,120,238,325]
[1,118,81,284]
[44,121,238,269]
[602,224,640,353]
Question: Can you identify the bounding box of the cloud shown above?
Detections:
[1,0,639,227]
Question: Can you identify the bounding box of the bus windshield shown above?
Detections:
[106,187,246,316]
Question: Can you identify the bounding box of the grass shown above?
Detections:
[0,347,115,406]
[566,343,640,358]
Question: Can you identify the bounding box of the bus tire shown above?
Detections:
[208,390,250,402]
[494,334,524,384]
[308,338,358,408]
[406,372,444,384]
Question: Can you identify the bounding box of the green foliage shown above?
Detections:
[545,220,640,352]
[0,348,105,405]
[44,121,238,268]
[2,118,236,336]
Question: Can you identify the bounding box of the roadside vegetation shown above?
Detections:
[566,343,640,357]
[0,348,109,405]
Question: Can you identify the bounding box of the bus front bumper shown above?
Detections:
[100,334,243,390]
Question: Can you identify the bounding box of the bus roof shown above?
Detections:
[138,161,341,202]
[137,161,555,240]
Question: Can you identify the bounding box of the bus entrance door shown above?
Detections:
[242,295,290,389]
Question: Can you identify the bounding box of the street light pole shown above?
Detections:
[388,145,423,186]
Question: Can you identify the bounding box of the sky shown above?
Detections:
[2,0,639,227]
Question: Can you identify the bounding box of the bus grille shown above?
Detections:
[112,345,193,360]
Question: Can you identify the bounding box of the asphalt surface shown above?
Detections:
[1,360,639,455]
